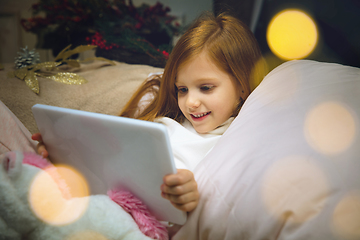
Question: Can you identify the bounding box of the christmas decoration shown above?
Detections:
[8,45,115,94]
[14,46,40,69]
[20,0,181,67]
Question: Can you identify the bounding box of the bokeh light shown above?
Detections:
[258,60,299,106]
[332,191,360,239]
[304,101,357,155]
[262,156,329,223]
[55,164,89,198]
[29,165,89,225]
[65,230,109,240]
[267,9,318,60]
[249,57,269,91]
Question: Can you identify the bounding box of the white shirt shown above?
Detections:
[155,117,233,171]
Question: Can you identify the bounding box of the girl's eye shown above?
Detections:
[200,85,214,91]
[177,87,188,94]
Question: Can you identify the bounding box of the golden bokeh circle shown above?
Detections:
[267,9,318,60]
[262,156,328,223]
[65,230,109,240]
[29,165,89,226]
[332,191,360,239]
[304,101,356,155]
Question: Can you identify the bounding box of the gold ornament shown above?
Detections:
[7,45,115,94]
[54,45,97,62]
[64,59,81,68]
[32,61,61,71]
[45,72,87,85]
[14,68,28,80]
[24,71,39,94]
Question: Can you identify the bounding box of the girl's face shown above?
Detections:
[175,51,241,134]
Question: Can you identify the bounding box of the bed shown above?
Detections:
[0,59,359,239]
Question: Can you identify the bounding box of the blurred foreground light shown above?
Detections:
[332,191,360,239]
[258,59,299,106]
[262,156,329,223]
[250,57,269,90]
[55,164,89,198]
[29,165,89,226]
[304,101,356,155]
[267,9,318,60]
[65,230,109,240]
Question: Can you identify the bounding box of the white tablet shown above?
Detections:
[31,104,187,225]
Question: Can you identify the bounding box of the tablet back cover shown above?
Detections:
[32,104,186,224]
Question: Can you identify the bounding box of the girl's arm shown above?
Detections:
[161,169,199,212]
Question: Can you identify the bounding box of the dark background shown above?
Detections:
[214,0,360,70]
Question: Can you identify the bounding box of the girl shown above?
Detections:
[33,12,266,214]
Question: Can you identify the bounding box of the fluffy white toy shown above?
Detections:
[0,151,168,240]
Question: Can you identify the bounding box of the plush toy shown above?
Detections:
[0,151,168,240]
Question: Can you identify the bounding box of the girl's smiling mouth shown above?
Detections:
[190,111,211,121]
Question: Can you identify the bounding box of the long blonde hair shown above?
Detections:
[120,13,266,122]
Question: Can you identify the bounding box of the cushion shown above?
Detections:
[173,60,360,239]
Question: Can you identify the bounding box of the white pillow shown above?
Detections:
[173,60,360,240]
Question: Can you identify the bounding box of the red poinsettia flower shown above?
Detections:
[72,16,81,22]
[162,50,169,59]
[135,22,142,29]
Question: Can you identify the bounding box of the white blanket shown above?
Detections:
[173,60,360,240]
[156,117,233,171]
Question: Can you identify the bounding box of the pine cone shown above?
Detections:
[14,46,40,69]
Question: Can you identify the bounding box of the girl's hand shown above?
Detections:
[31,133,49,158]
[161,169,199,212]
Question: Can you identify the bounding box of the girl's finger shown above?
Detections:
[36,142,48,158]
[161,180,197,195]
[171,200,198,212]
[31,133,43,142]
[167,191,199,205]
[163,169,193,186]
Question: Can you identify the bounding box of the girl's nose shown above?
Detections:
[186,93,201,109]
